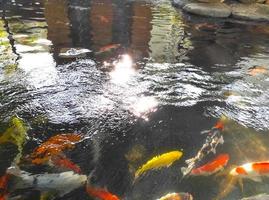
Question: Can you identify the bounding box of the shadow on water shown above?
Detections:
[0,0,269,199]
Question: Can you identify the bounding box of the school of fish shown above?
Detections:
[1,117,268,200]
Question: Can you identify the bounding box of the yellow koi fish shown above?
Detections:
[135,150,183,179]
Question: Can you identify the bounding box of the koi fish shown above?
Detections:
[135,151,183,179]
[230,161,269,182]
[240,193,269,200]
[86,185,120,200]
[181,121,225,178]
[50,155,82,174]
[190,154,229,176]
[0,174,9,200]
[7,167,87,197]
[157,192,193,200]
[99,16,109,23]
[97,44,120,54]
[248,66,268,76]
[31,134,82,164]
[194,23,219,31]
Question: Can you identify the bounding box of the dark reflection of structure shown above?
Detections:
[89,0,152,60]
[43,0,153,62]
[111,0,132,48]
[67,0,92,48]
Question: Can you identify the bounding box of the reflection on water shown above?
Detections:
[0,0,269,199]
[109,54,135,84]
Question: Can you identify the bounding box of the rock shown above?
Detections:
[183,3,232,18]
[172,0,192,8]
[232,4,269,21]
[197,0,223,3]
[238,0,265,4]
[59,48,92,58]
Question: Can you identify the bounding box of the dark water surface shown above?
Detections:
[0,0,269,199]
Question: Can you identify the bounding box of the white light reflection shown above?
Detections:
[109,54,135,84]
[18,52,57,88]
[130,96,158,121]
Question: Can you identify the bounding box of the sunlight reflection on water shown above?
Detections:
[109,54,136,84]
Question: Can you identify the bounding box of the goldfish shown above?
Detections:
[50,155,82,174]
[135,150,183,179]
[0,174,9,200]
[157,192,193,200]
[97,44,120,54]
[230,161,269,182]
[7,167,87,197]
[248,66,268,76]
[86,185,120,200]
[31,134,82,164]
[240,193,269,200]
[191,154,229,176]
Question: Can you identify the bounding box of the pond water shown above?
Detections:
[0,0,269,199]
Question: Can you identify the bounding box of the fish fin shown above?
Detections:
[238,178,244,193]
[201,130,211,135]
[248,176,262,182]
[6,165,21,176]
[212,148,216,154]
[219,136,224,144]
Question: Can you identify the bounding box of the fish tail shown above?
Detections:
[6,165,21,176]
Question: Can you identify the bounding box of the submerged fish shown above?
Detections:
[181,121,225,178]
[97,44,120,54]
[240,193,269,200]
[86,185,120,200]
[230,161,269,182]
[157,192,193,200]
[135,151,183,179]
[191,154,229,176]
[31,134,82,164]
[50,155,82,174]
[248,66,268,76]
[7,167,87,197]
[0,174,9,200]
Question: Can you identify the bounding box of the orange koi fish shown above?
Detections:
[191,154,229,176]
[214,121,224,131]
[0,174,9,200]
[97,44,120,54]
[230,161,269,182]
[86,186,120,200]
[157,192,193,200]
[50,155,82,174]
[99,16,109,23]
[248,66,268,76]
[31,134,82,164]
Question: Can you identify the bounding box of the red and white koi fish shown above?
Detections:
[86,185,120,200]
[0,174,9,200]
[230,161,269,182]
[181,121,225,178]
[157,192,193,200]
[50,155,82,174]
[191,154,229,176]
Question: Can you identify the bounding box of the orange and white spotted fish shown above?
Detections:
[230,161,269,182]
[191,154,229,176]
